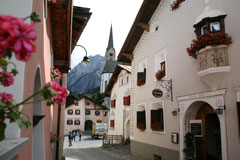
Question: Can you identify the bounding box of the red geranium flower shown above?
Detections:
[0,71,14,87]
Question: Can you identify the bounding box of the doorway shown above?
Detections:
[85,120,93,131]
[195,104,221,160]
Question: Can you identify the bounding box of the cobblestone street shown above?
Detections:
[63,133,143,160]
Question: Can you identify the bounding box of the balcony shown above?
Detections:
[197,45,230,90]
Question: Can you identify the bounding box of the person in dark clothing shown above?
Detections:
[79,132,81,141]
[68,132,73,147]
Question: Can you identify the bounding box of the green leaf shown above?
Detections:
[0,58,8,71]
[30,12,41,23]
[0,101,6,107]
[11,69,18,76]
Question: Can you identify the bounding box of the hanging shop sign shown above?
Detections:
[152,89,163,98]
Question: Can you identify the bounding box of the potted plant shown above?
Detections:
[155,70,165,80]
[183,132,195,160]
[186,32,232,58]
[137,79,144,86]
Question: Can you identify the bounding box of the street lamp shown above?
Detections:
[75,44,90,65]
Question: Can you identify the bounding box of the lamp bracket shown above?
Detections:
[157,79,173,101]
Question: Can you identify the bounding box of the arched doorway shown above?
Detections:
[124,119,130,140]
[178,90,228,160]
[32,68,45,160]
[194,104,221,160]
[85,120,93,131]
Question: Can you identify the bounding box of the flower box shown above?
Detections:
[150,122,163,131]
[187,32,232,59]
[155,70,165,80]
[171,0,185,11]
[137,123,145,131]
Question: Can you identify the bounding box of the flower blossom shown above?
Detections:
[50,66,62,79]
[0,71,14,87]
[49,80,67,104]
[0,15,36,61]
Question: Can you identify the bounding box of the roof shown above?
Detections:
[105,64,131,96]
[49,1,91,73]
[66,94,108,110]
[117,0,161,63]
[72,6,92,51]
[106,25,114,51]
[102,61,122,74]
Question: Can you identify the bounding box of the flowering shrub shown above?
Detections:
[137,123,145,130]
[150,122,162,131]
[48,0,57,3]
[0,13,68,141]
[187,32,232,58]
[171,0,185,11]
[50,132,61,143]
[155,70,165,80]
[137,79,144,86]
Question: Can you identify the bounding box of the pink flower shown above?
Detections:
[49,80,67,104]
[0,15,36,61]
[0,71,14,87]
[50,66,62,79]
[0,92,14,102]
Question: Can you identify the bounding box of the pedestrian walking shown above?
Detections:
[72,130,76,141]
[79,132,81,141]
[68,132,73,147]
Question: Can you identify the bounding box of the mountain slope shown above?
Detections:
[67,54,105,94]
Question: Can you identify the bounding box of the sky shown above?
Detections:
[71,0,143,69]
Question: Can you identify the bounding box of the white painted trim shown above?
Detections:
[197,66,231,77]
[234,86,240,102]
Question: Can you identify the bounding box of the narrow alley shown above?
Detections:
[63,132,143,160]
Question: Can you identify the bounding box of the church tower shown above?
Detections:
[105,25,116,62]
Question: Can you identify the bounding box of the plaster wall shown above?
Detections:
[100,73,113,93]
[131,0,240,158]
[108,70,131,136]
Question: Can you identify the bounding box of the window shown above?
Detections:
[67,109,73,115]
[150,101,164,132]
[155,49,167,81]
[74,120,80,125]
[111,99,116,108]
[95,111,100,116]
[126,76,129,84]
[105,80,108,89]
[86,102,90,105]
[74,101,79,106]
[160,61,165,71]
[201,25,208,35]
[137,110,146,130]
[97,120,102,123]
[110,120,115,128]
[85,110,90,115]
[210,22,220,32]
[67,120,73,125]
[123,96,130,106]
[137,68,146,86]
[75,110,80,115]
[150,108,164,131]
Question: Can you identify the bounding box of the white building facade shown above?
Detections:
[117,0,240,159]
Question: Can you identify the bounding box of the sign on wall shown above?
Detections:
[190,120,202,137]
[152,89,163,98]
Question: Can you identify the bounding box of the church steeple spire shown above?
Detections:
[105,24,116,62]
[107,24,114,51]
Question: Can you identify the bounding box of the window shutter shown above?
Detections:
[151,108,164,131]
[110,120,114,128]
[123,96,130,106]
[111,99,116,108]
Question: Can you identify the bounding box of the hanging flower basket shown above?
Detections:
[171,0,185,11]
[50,132,61,143]
[155,70,165,80]
[137,123,145,130]
[186,32,232,58]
